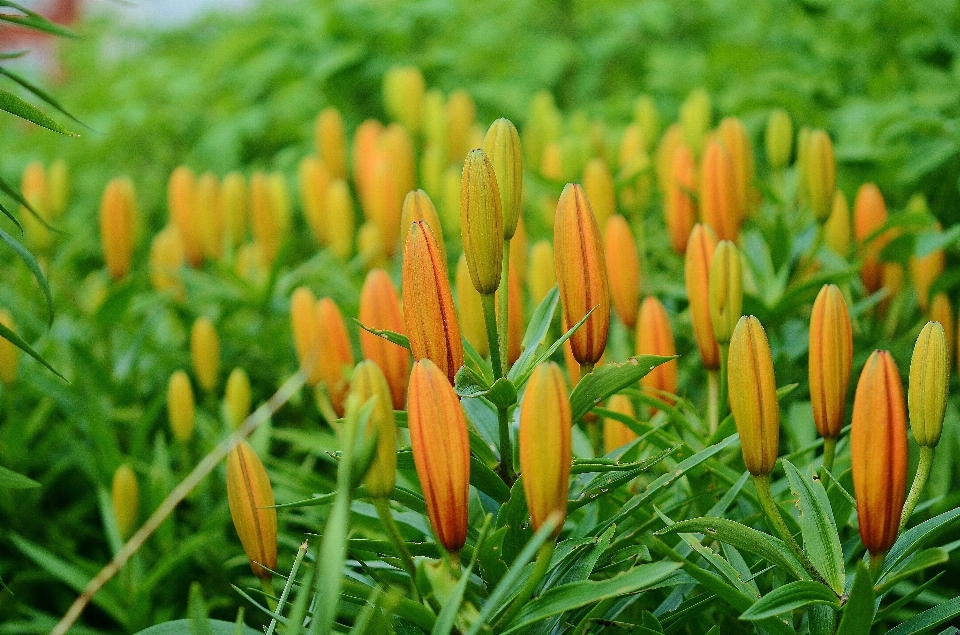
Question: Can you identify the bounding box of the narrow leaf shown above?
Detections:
[740,581,838,621]
[570,355,677,421]
[887,596,960,635]
[782,460,844,594]
[353,320,410,350]
[0,67,86,126]
[0,88,77,135]
[884,507,960,579]
[0,464,40,489]
[0,224,54,326]
[507,286,558,382]
[836,562,875,635]
[0,321,64,379]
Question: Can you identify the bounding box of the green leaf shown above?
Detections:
[130,620,261,635]
[454,365,490,398]
[502,561,681,633]
[432,516,492,635]
[782,460,844,595]
[507,286,558,382]
[188,583,212,635]
[740,581,838,621]
[877,548,949,592]
[0,195,23,233]
[470,453,511,504]
[884,507,960,579]
[887,596,960,635]
[354,319,410,350]
[0,0,79,37]
[836,562,875,635]
[0,224,54,327]
[509,304,595,389]
[0,88,77,135]
[569,355,677,421]
[0,67,85,126]
[0,464,39,489]
[568,446,679,511]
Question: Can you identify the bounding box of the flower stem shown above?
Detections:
[498,239,511,377]
[374,497,419,597]
[869,551,886,583]
[900,445,935,533]
[482,293,504,381]
[259,577,277,612]
[494,541,555,629]
[497,404,515,485]
[707,369,719,435]
[753,474,827,585]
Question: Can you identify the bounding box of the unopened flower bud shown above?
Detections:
[168,166,203,267]
[700,137,739,242]
[315,297,355,417]
[666,144,697,254]
[765,109,793,170]
[326,179,355,260]
[540,142,564,181]
[196,172,224,260]
[353,119,383,209]
[358,270,410,409]
[0,311,18,385]
[224,368,252,430]
[805,130,836,223]
[853,183,889,294]
[809,284,853,440]
[315,107,347,179]
[910,239,945,312]
[351,360,398,498]
[191,317,220,392]
[655,124,684,197]
[728,316,779,477]
[290,286,323,386]
[100,177,137,281]
[226,440,277,580]
[718,117,754,222]
[582,158,616,231]
[149,226,185,297]
[528,240,556,306]
[910,322,949,448]
[824,190,851,256]
[456,255,488,357]
[221,172,248,251]
[633,95,660,149]
[21,161,52,252]
[603,394,637,454]
[685,224,721,370]
[482,118,524,239]
[636,297,678,407]
[250,172,290,266]
[383,65,425,133]
[111,464,138,541]
[446,90,476,163]
[604,215,641,329]
[928,293,954,361]
[381,124,416,206]
[708,241,743,345]
[679,88,711,153]
[357,222,386,270]
[460,149,504,295]
[401,189,446,260]
[298,156,331,247]
[167,370,195,443]
[421,89,447,150]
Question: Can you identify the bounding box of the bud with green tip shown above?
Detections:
[909,322,949,448]
[482,118,523,239]
[765,109,792,170]
[708,240,743,345]
[112,464,139,541]
[460,149,504,295]
[350,360,397,498]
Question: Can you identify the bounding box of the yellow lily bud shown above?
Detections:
[910,322,949,448]
[351,360,398,498]
[420,143,446,201]
[700,136,739,242]
[226,440,277,581]
[250,172,286,266]
[805,130,836,223]
[583,158,616,230]
[358,270,410,409]
[679,88,711,152]
[401,189,446,260]
[381,123,416,203]
[298,156,331,247]
[764,109,793,170]
[604,215,640,329]
[111,464,138,541]
[358,222,386,270]
[191,317,220,392]
[402,221,464,384]
[824,190,851,256]
[353,119,384,211]
[407,359,470,553]
[541,141,564,181]
[853,183,889,294]
[728,316,779,477]
[910,238,945,312]
[528,240,556,307]
[326,179,355,260]
[795,127,812,206]
[928,293,954,361]
[554,184,610,367]
[446,89,475,163]
[685,224,721,370]
[383,65,425,133]
[666,144,697,254]
[519,362,571,535]
[636,297,678,407]
[460,149,504,295]
[48,159,68,217]
[456,255,488,357]
[851,350,907,555]
[718,117,754,222]
[315,297,355,417]
[196,172,224,261]
[604,393,637,454]
[633,94,660,149]
[708,240,743,345]
[367,154,403,257]
[21,161,52,251]
[99,177,137,281]
[167,370,195,443]
[221,172,248,251]
[482,118,524,239]
[234,243,266,286]
[315,107,347,179]
[655,123,684,198]
[224,368,252,430]
[809,284,853,440]
[168,166,203,267]
[421,89,447,149]
[0,310,19,385]
[290,286,322,386]
[439,165,462,233]
[149,226,185,297]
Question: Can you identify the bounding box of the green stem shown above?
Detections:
[498,240,511,377]
[264,540,308,635]
[793,223,824,284]
[706,369,719,436]
[718,344,729,422]
[259,577,277,612]
[579,362,594,380]
[753,474,827,585]
[900,445,935,533]
[869,551,886,583]
[374,497,419,596]
[447,549,461,574]
[821,437,836,474]
[482,293,504,381]
[497,404,515,485]
[494,541,555,629]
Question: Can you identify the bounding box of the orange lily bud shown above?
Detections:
[326,179,355,260]
[805,130,836,223]
[48,159,68,217]
[196,172,224,260]
[666,144,697,254]
[685,224,721,370]
[460,149,504,295]
[853,183,889,294]
[765,109,793,170]
[167,370,195,443]
[290,286,323,386]
[528,240,556,307]
[910,322,949,448]
[381,124,416,203]
[519,362,571,535]
[928,293,954,361]
[221,172,248,251]
[851,350,907,555]
[351,360,398,498]
[226,440,278,580]
[603,393,637,454]
[315,298,355,416]
[358,270,410,409]
[149,226,185,297]
[554,184,610,366]
[633,94,660,149]
[604,215,641,329]
[718,117,754,222]
[383,65,425,133]
[679,88,711,152]
[401,189,446,260]
[456,255,488,357]
[402,220,464,384]
[352,119,384,211]
[0,311,18,385]
[506,267,523,366]
[298,156,331,247]
[583,158,616,231]
[99,177,137,281]
[728,316,779,477]
[699,136,739,242]
[708,240,743,345]
[910,241,945,313]
[446,90,476,163]
[483,118,524,239]
[636,297,678,406]
[655,123,684,197]
[315,107,347,179]
[168,166,203,267]
[367,154,403,256]
[809,284,853,440]
[407,359,470,553]
[191,317,220,392]
[111,464,139,541]
[250,172,289,266]
[824,190,851,256]
[224,368,252,430]
[510,217,528,282]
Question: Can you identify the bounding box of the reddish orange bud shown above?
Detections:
[684,224,721,370]
[315,107,347,179]
[805,130,836,223]
[528,240,556,307]
[519,362,571,535]
[290,286,323,386]
[99,177,137,280]
[666,144,697,254]
[315,298,355,417]
[635,297,677,406]
[583,158,616,230]
[699,136,739,242]
[402,220,464,384]
[728,317,779,476]
[190,317,220,393]
[603,394,637,454]
[910,240,945,312]
[604,215,641,329]
[718,117,755,222]
[407,359,470,553]
[226,440,278,580]
[928,293,954,362]
[358,270,410,409]
[853,183,889,294]
[809,284,853,439]
[851,351,907,555]
[298,156,331,247]
[168,166,203,267]
[401,189,446,260]
[149,226,185,297]
[554,184,610,367]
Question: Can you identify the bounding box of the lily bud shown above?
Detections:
[221,171,248,251]
[506,267,523,366]
[554,184,610,366]
[149,226,185,297]
[541,142,564,181]
[708,240,743,345]
[655,123,684,197]
[168,166,203,267]
[383,65,425,133]
[446,90,476,163]
[853,183,888,294]
[604,215,641,329]
[718,117,754,222]
[401,189,446,260]
[666,144,697,254]
[357,222,386,270]
[224,368,252,430]
[352,119,384,211]
[809,284,853,440]
[191,317,220,392]
[824,190,851,256]
[226,440,278,580]
[636,297,678,406]
[619,123,653,213]
[523,90,561,168]
[407,359,470,553]
[402,220,464,384]
[482,118,524,239]
[298,156,331,247]
[367,153,403,256]
[326,179,355,260]
[439,165,462,233]
[0,311,18,385]
[358,270,410,409]
[795,127,812,206]
[99,177,137,281]
[111,464,138,541]
[685,224,721,370]
[315,298,355,417]
[805,130,836,223]
[583,158,616,230]
[851,350,907,555]
[700,136,739,241]
[48,159,68,217]
[910,241,945,313]
[381,124,416,204]
[910,322,949,448]
[679,88,711,153]
[315,107,347,179]
[197,172,224,260]
[519,362,571,535]
[21,161,51,251]
[765,108,793,170]
[167,370,195,443]
[928,293,954,361]
[290,286,322,385]
[456,255,488,357]
[421,89,447,149]
[250,172,289,266]
[604,393,637,454]
[728,316,779,477]
[351,360,398,498]
[460,149,504,295]
[234,243,266,286]
[633,94,660,149]
[528,240,556,306]
[420,144,446,201]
